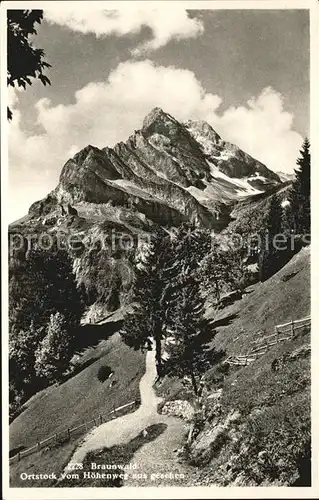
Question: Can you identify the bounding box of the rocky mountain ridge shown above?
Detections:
[10,107,283,317]
[25,107,281,231]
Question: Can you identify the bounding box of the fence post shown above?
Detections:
[275,326,279,344]
[100,414,103,425]
[37,441,40,451]
[18,452,21,462]
[67,428,70,440]
[55,433,58,445]
[290,319,294,338]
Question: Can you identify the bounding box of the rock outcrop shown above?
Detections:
[161,400,195,422]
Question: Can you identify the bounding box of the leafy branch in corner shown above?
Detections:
[7,9,51,120]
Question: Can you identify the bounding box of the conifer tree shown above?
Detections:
[164,223,212,314]
[169,222,213,272]
[259,194,283,281]
[164,297,213,394]
[289,138,311,234]
[200,243,247,301]
[121,224,215,380]
[281,203,293,237]
[120,227,172,376]
[164,233,217,395]
[266,194,283,238]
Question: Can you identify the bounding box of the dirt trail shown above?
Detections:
[123,417,194,486]
[66,347,196,485]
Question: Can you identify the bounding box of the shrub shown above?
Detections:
[227,397,311,485]
[9,383,25,422]
[97,365,112,382]
[9,321,41,392]
[35,312,74,383]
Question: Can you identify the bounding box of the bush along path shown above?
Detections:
[61,346,197,487]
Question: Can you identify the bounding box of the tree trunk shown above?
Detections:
[155,328,162,377]
[190,370,198,396]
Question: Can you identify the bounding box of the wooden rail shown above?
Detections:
[225,316,310,367]
[9,399,139,464]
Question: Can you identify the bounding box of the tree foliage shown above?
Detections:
[7,9,51,120]
[9,321,41,391]
[258,194,283,281]
[9,243,85,335]
[35,312,74,382]
[169,223,212,273]
[265,194,283,237]
[163,224,225,394]
[9,320,43,420]
[9,241,85,416]
[121,227,173,375]
[289,138,311,234]
[121,223,233,384]
[121,223,215,378]
[164,268,215,394]
[164,223,212,317]
[200,244,248,301]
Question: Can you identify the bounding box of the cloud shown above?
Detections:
[210,87,303,175]
[44,8,204,55]
[9,60,303,221]
[8,96,64,222]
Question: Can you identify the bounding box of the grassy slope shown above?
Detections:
[57,423,168,487]
[208,245,310,355]
[10,331,145,487]
[189,246,311,486]
[10,332,145,451]
[10,435,84,487]
[193,337,310,486]
[158,246,310,403]
[154,247,310,486]
[9,244,310,487]
[10,424,168,488]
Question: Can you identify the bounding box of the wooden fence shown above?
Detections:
[9,399,139,464]
[225,315,311,367]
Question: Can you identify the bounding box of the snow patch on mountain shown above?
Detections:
[207,162,263,197]
[277,171,295,183]
[186,186,211,202]
[184,120,221,155]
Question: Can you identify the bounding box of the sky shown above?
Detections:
[8,7,310,221]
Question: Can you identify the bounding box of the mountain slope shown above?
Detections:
[157,246,310,486]
[10,107,283,315]
[185,119,279,183]
[26,107,282,230]
[208,246,310,353]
